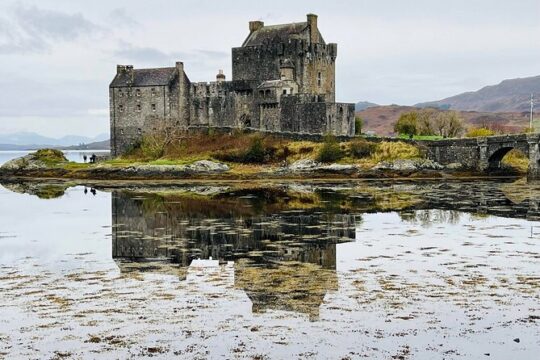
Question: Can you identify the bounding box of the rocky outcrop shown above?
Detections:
[283,159,358,174]
[373,159,444,171]
[1,152,67,171]
[89,160,230,178]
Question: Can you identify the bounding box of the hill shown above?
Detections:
[61,140,110,150]
[0,132,108,147]
[416,75,540,112]
[355,101,379,111]
[357,105,531,136]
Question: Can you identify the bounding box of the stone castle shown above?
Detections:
[109,14,355,156]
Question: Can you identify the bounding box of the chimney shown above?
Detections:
[116,65,126,74]
[216,69,225,83]
[125,65,134,84]
[249,21,264,33]
[307,13,319,44]
[175,61,184,75]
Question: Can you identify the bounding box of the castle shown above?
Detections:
[109,14,355,156]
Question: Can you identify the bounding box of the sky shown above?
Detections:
[0,0,539,138]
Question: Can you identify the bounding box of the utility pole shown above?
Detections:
[530,94,534,131]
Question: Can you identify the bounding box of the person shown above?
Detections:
[83,154,87,163]
[90,188,96,196]
[90,154,97,163]
[84,187,88,195]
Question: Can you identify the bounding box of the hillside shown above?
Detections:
[416,75,540,112]
[61,140,110,150]
[357,105,531,136]
[355,101,379,111]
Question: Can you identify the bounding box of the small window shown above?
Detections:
[136,104,141,112]
[283,89,287,95]
[259,90,264,96]
[137,128,142,135]
[151,88,156,96]
[151,104,156,112]
[118,104,124,112]
[120,129,124,135]
[118,90,123,97]
[317,72,322,86]
[136,89,141,97]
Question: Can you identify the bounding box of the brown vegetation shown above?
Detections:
[358,105,533,137]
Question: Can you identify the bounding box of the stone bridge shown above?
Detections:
[423,133,540,179]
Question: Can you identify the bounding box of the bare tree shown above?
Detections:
[140,117,182,159]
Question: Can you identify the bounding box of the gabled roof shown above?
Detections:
[242,22,315,47]
[110,67,177,88]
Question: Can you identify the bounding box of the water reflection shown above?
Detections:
[112,188,359,318]
[1,180,539,358]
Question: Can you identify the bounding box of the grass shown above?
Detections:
[118,133,426,171]
[32,149,67,165]
[501,149,529,173]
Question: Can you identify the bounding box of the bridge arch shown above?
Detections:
[487,146,520,170]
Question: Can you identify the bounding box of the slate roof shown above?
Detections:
[242,22,313,47]
[110,67,176,88]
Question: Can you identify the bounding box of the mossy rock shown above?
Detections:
[32,149,67,164]
[1,148,68,171]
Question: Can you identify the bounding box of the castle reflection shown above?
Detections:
[111,187,360,319]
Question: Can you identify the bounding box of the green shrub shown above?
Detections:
[244,136,266,163]
[350,139,376,158]
[316,134,344,163]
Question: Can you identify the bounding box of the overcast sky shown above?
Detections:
[0,0,539,137]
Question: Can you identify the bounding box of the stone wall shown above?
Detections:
[423,133,540,179]
[110,84,180,156]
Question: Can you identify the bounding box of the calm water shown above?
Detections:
[0,150,110,165]
[0,179,538,359]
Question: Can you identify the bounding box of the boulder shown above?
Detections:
[185,160,230,173]
[373,159,444,171]
[320,163,357,174]
[445,162,463,170]
[288,159,321,171]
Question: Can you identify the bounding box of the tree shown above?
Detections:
[417,108,436,136]
[394,112,418,138]
[140,118,181,159]
[355,116,363,135]
[432,111,464,138]
[444,111,465,138]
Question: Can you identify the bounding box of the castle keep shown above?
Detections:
[109,14,355,156]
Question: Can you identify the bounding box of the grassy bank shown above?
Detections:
[119,132,424,170]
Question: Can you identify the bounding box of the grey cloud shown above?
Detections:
[113,42,227,66]
[108,8,140,28]
[0,5,102,54]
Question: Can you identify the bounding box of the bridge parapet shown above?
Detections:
[421,133,540,179]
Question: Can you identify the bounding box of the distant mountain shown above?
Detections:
[355,101,379,111]
[61,140,110,150]
[0,132,109,149]
[416,75,540,112]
